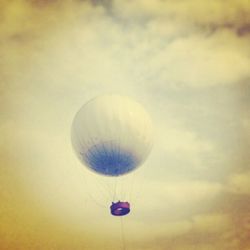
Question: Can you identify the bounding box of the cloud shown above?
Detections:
[158,124,214,168]
[127,212,234,250]
[192,213,231,233]
[0,0,249,249]
[132,178,223,219]
[1,0,250,97]
[226,171,250,195]
[112,0,250,27]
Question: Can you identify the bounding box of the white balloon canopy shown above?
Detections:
[71,95,153,176]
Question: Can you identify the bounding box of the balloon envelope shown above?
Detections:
[71,95,153,176]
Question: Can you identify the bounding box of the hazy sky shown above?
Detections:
[0,0,250,249]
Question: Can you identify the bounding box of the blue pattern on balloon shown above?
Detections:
[83,142,137,176]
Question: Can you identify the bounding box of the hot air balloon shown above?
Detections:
[71,95,153,216]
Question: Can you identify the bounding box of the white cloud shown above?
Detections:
[113,0,250,26]
[226,171,250,195]
[132,178,223,215]
[160,126,213,156]
[192,213,231,233]
[153,119,216,172]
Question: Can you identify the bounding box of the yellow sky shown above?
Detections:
[0,0,250,249]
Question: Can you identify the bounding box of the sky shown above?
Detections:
[0,0,250,249]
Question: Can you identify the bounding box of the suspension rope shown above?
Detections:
[113,176,118,201]
[120,216,126,250]
[128,172,135,202]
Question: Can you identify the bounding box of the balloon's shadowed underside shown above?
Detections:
[83,142,138,176]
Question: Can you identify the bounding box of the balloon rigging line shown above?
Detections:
[113,176,118,201]
[120,216,126,250]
